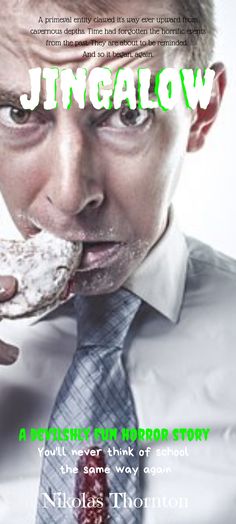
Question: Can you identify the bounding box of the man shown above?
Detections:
[0,0,235,522]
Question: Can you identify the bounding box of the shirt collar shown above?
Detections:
[124,208,188,323]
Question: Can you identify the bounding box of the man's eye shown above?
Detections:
[0,106,31,127]
[100,107,152,129]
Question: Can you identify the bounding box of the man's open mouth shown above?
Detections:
[79,241,122,270]
[58,242,123,300]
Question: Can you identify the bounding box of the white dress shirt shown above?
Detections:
[0,212,236,524]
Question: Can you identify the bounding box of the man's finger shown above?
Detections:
[0,340,19,365]
[0,276,17,301]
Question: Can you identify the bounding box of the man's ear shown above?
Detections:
[187,62,227,152]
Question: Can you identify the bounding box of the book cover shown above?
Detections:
[0,1,235,523]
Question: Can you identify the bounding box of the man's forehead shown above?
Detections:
[0,0,181,84]
[2,0,178,25]
[4,0,176,12]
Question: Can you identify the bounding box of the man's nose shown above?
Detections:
[44,125,104,216]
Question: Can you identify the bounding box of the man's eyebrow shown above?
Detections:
[0,88,45,109]
[135,74,156,94]
[0,74,157,111]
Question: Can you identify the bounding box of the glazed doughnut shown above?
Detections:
[0,231,82,319]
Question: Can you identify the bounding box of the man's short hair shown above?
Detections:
[29,0,215,68]
[177,0,215,67]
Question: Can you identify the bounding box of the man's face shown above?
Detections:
[0,0,194,294]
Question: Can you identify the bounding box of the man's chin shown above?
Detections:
[70,267,127,296]
[70,239,149,296]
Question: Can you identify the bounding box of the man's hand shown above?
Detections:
[0,276,19,365]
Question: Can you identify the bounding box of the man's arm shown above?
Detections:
[0,276,19,365]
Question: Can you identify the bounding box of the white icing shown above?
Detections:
[0,231,82,318]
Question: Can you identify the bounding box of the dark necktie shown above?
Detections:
[36,288,142,523]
